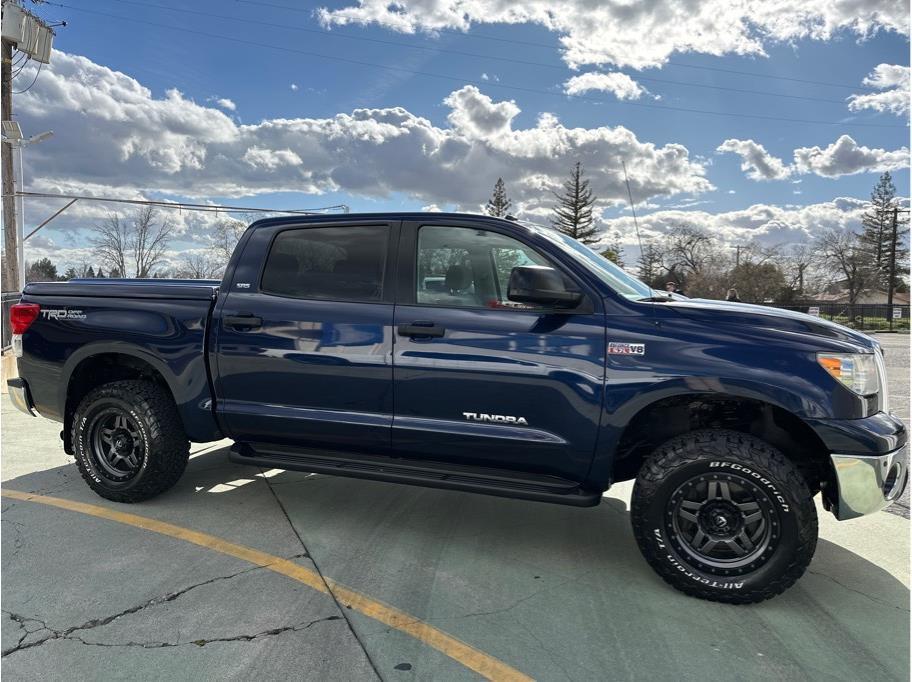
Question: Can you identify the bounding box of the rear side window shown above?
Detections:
[261,225,388,302]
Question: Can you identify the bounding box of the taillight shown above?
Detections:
[10,303,41,334]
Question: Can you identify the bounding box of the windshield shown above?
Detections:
[533,227,654,300]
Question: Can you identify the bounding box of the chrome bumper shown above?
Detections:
[7,377,36,417]
[830,445,908,520]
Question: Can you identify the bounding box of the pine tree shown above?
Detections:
[86,266,96,278]
[599,231,625,266]
[96,268,106,278]
[485,177,512,217]
[859,172,908,290]
[552,161,598,244]
[637,242,664,284]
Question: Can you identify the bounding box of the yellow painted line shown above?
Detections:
[1,488,532,682]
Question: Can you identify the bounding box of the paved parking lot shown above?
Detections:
[2,334,909,681]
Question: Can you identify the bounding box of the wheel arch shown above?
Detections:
[61,346,179,454]
[595,389,832,497]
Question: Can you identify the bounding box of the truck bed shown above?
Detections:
[24,278,220,300]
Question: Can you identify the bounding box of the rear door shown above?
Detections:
[391,220,606,481]
[214,219,398,454]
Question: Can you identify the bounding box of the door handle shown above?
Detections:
[398,321,445,338]
[224,314,262,329]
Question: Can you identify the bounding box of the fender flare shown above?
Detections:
[59,341,182,418]
[588,376,823,488]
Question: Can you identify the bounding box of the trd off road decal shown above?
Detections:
[41,309,86,321]
[608,342,645,355]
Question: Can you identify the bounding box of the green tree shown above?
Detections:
[859,172,908,290]
[485,177,512,218]
[599,231,625,266]
[96,268,106,278]
[25,258,59,283]
[63,267,79,281]
[637,242,664,284]
[728,262,787,303]
[552,161,598,244]
[85,266,96,278]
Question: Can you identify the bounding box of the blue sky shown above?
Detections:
[8,0,911,268]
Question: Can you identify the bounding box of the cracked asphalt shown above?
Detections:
[1,333,909,681]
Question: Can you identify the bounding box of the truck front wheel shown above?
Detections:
[631,429,817,604]
[71,380,190,503]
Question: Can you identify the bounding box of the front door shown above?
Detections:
[392,221,606,481]
[214,220,398,455]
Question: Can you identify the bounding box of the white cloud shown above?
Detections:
[316,0,908,69]
[290,83,299,91]
[564,72,651,100]
[596,197,879,252]
[718,134,909,180]
[793,134,909,177]
[17,52,712,212]
[716,138,791,180]
[214,97,236,111]
[847,64,910,116]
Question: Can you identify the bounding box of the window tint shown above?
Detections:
[416,225,577,309]
[261,225,388,301]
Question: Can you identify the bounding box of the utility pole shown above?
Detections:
[886,207,910,331]
[2,31,15,291]
[734,244,742,268]
[1,0,57,291]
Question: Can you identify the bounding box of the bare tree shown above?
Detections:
[175,252,221,279]
[92,212,130,278]
[92,207,173,278]
[663,224,726,278]
[814,229,871,304]
[132,205,174,278]
[210,217,248,270]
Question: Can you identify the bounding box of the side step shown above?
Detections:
[228,444,602,507]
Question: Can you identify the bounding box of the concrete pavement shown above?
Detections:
[1,333,909,679]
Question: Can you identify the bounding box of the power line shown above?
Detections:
[229,0,884,92]
[12,191,349,215]
[13,61,43,94]
[43,3,907,129]
[100,0,854,106]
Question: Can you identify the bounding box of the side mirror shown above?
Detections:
[507,265,582,307]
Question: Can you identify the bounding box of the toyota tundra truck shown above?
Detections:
[7,213,907,603]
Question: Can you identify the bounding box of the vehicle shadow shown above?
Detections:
[3,447,910,681]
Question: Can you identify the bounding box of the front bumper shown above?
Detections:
[830,444,908,520]
[7,377,36,417]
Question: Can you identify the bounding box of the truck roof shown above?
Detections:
[248,212,523,230]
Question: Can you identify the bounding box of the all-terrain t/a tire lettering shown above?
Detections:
[71,380,190,503]
[631,429,818,604]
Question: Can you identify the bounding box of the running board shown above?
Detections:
[228,444,601,507]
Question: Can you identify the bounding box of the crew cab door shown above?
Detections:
[392,220,606,481]
[213,220,398,454]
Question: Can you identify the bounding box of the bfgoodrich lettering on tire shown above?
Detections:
[72,380,190,503]
[631,429,817,604]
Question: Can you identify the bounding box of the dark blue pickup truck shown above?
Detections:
[7,213,907,602]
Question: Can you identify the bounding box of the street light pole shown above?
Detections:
[7,130,53,287]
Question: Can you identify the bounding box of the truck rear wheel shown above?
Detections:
[631,429,817,604]
[72,380,190,503]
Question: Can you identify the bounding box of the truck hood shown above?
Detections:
[662,298,878,352]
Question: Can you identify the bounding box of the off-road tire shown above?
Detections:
[72,380,189,503]
[631,429,817,604]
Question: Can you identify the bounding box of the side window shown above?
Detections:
[416,225,577,309]
[261,225,388,302]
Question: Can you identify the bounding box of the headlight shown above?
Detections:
[817,353,879,396]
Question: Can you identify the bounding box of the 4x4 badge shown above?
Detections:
[608,342,645,355]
